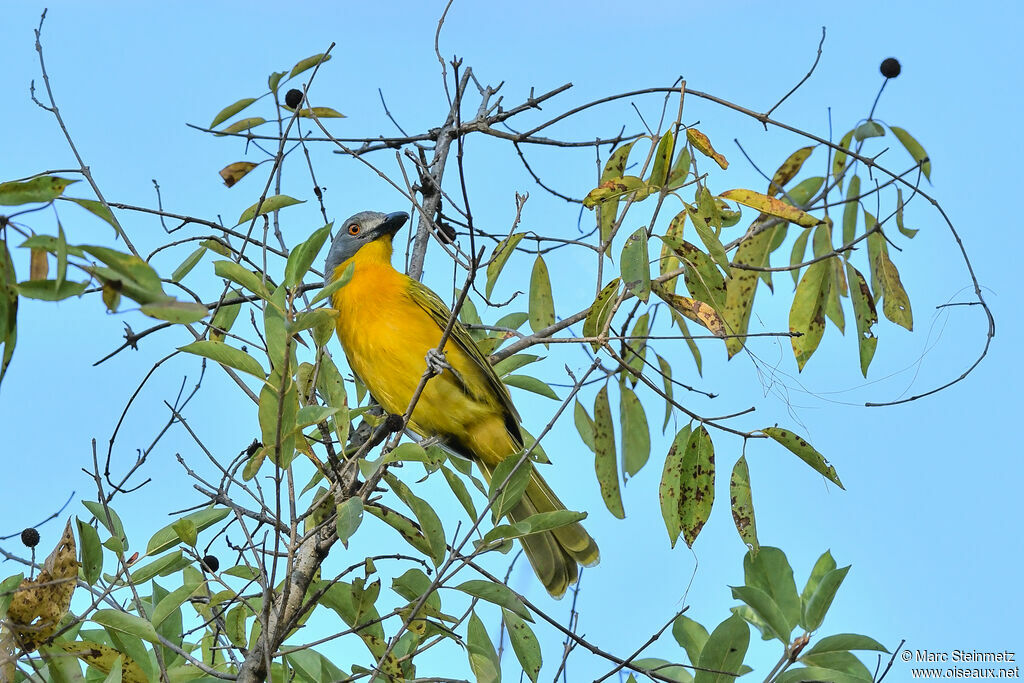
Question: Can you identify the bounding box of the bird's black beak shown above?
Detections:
[376,211,409,238]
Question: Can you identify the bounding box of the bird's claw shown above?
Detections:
[426,348,450,376]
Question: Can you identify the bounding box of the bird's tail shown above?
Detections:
[479,461,600,598]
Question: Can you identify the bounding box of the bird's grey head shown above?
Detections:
[323,210,409,284]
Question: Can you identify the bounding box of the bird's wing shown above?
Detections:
[404,278,522,428]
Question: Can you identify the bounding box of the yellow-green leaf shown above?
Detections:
[485,233,524,298]
[888,126,931,180]
[582,278,621,351]
[686,128,728,169]
[289,53,331,79]
[295,106,345,119]
[768,147,814,196]
[789,260,829,371]
[680,425,715,547]
[832,129,855,187]
[179,340,266,378]
[0,176,77,206]
[730,455,758,552]
[593,385,624,519]
[762,427,843,489]
[141,300,208,324]
[845,262,878,377]
[620,227,651,302]
[620,383,650,477]
[215,117,267,136]
[719,189,822,228]
[875,249,913,330]
[210,97,257,128]
[649,130,675,187]
[528,255,555,333]
[659,426,690,547]
[236,194,304,226]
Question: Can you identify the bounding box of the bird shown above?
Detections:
[324,210,599,597]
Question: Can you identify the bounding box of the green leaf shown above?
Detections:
[66,197,119,232]
[81,245,166,304]
[649,129,675,187]
[528,255,555,334]
[583,175,653,209]
[171,247,205,283]
[803,565,851,631]
[152,580,201,630]
[620,227,651,302]
[743,546,801,632]
[503,374,558,400]
[259,372,298,467]
[289,53,331,78]
[485,233,524,298]
[487,454,532,521]
[729,456,758,552]
[268,71,287,93]
[789,260,829,371]
[213,259,270,299]
[295,405,340,428]
[386,473,446,566]
[805,633,889,655]
[313,261,354,305]
[455,580,532,622]
[16,279,87,301]
[284,223,332,288]
[842,176,861,246]
[853,120,884,141]
[776,666,870,683]
[845,263,878,377]
[789,227,811,285]
[582,278,621,351]
[263,284,289,372]
[688,192,731,274]
[693,614,749,683]
[672,614,710,667]
[895,188,918,238]
[141,300,208,324]
[0,176,77,206]
[832,129,855,186]
[146,508,230,555]
[335,498,364,549]
[503,609,542,683]
[730,585,791,644]
[679,425,714,547]
[179,340,266,378]
[236,194,304,226]
[630,658,693,682]
[171,518,197,547]
[210,97,257,128]
[667,144,691,190]
[76,518,102,585]
[91,610,160,646]
[800,550,837,613]
[889,126,931,179]
[574,399,596,452]
[493,353,540,378]
[593,385,624,519]
[82,501,127,549]
[762,427,844,489]
[659,426,690,546]
[668,238,727,314]
[620,384,650,477]
[466,612,501,683]
[128,550,187,585]
[656,353,678,428]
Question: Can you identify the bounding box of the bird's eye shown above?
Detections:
[347,224,360,236]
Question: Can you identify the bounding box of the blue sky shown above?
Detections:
[2,1,1021,680]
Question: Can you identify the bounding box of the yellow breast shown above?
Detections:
[330,239,518,464]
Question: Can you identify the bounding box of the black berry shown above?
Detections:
[880,58,901,79]
[285,89,303,109]
[21,528,40,548]
[201,554,220,572]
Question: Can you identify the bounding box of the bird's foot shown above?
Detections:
[425,348,450,376]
